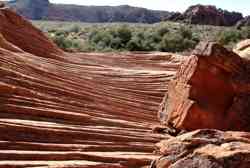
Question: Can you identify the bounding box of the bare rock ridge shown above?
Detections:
[0,8,182,167]
[6,0,171,23]
[173,4,243,26]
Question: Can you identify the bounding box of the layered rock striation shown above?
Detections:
[0,7,183,168]
[2,6,250,168]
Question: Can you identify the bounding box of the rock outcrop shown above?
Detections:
[0,7,183,167]
[0,8,63,59]
[153,129,250,168]
[236,16,250,27]
[173,5,243,26]
[159,41,250,132]
[234,39,250,59]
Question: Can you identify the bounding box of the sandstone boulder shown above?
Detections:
[234,39,250,59]
[159,41,250,131]
[153,129,250,168]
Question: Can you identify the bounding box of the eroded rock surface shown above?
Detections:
[153,129,250,168]
[234,39,250,59]
[159,41,250,131]
[0,8,63,58]
[0,8,183,168]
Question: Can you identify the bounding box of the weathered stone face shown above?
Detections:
[234,39,250,60]
[154,129,250,168]
[159,42,250,131]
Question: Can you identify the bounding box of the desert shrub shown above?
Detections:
[241,27,250,39]
[125,28,161,51]
[35,20,250,52]
[88,30,112,51]
[52,35,72,49]
[50,32,85,52]
[126,39,141,51]
[36,21,205,52]
[179,26,193,39]
[68,24,81,33]
[156,26,169,36]
[86,25,200,52]
[88,25,133,51]
[115,25,132,45]
[217,30,242,45]
[158,27,199,52]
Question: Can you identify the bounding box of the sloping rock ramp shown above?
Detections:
[0,8,183,168]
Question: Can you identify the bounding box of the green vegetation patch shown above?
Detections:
[33,21,250,53]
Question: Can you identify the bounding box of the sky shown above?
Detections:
[50,0,250,16]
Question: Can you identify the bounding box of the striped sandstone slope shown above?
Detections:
[0,8,183,168]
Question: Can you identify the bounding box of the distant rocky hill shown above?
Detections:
[5,0,172,23]
[170,4,244,26]
[3,0,249,26]
[7,0,50,20]
[236,16,250,27]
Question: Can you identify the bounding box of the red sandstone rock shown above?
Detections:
[0,8,63,59]
[3,7,250,168]
[0,8,182,167]
[159,41,250,131]
[153,129,250,168]
[234,39,250,59]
